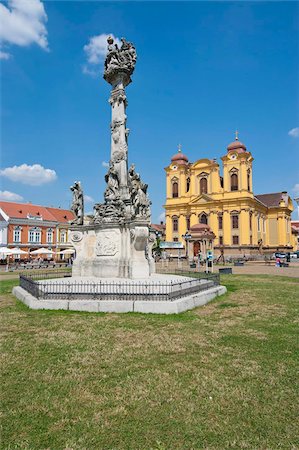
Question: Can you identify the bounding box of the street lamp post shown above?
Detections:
[182,231,192,261]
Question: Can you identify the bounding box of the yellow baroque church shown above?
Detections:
[164,134,295,257]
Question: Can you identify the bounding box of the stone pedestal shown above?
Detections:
[70,221,150,279]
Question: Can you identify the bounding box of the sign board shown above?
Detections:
[160,241,184,249]
[207,250,213,260]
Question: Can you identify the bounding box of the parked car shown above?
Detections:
[274,252,286,259]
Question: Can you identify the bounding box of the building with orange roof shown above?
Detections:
[0,201,75,260]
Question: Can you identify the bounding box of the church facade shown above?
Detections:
[164,134,294,257]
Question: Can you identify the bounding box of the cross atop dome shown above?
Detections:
[227,131,247,153]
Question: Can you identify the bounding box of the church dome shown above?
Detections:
[227,132,247,153]
[171,145,189,165]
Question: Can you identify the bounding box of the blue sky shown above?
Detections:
[1,1,299,220]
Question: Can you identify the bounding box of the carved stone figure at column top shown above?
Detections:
[104,36,137,86]
[70,181,84,225]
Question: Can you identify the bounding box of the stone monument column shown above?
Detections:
[104,36,136,200]
[70,36,152,279]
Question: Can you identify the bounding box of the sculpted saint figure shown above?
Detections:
[70,181,84,225]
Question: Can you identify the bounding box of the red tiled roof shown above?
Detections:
[46,207,74,223]
[255,193,285,207]
[151,223,166,233]
[0,201,74,223]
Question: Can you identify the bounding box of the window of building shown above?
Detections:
[263,218,265,233]
[60,230,67,243]
[199,213,208,225]
[186,216,190,230]
[249,212,252,231]
[247,169,251,191]
[172,182,178,198]
[47,229,53,243]
[186,177,190,193]
[257,215,260,232]
[218,215,223,230]
[232,214,239,229]
[232,235,239,245]
[200,177,208,194]
[230,173,238,191]
[13,227,21,243]
[29,228,41,243]
[173,237,178,242]
[172,217,178,232]
[219,236,223,245]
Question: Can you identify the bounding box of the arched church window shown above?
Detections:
[232,214,239,229]
[200,177,208,194]
[172,216,178,232]
[218,215,223,230]
[247,169,251,191]
[231,173,238,191]
[199,213,208,225]
[172,182,178,198]
[186,216,190,230]
[186,177,190,193]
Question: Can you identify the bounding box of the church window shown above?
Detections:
[172,182,178,198]
[172,216,178,232]
[186,177,190,193]
[220,176,224,188]
[218,215,223,230]
[257,215,260,232]
[186,216,190,230]
[173,237,178,242]
[232,214,239,229]
[231,173,238,191]
[247,169,251,191]
[219,236,223,245]
[232,236,239,245]
[199,213,208,225]
[249,212,252,231]
[200,177,208,194]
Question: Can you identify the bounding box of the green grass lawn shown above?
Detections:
[1,275,298,449]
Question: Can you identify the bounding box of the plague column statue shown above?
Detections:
[70,36,153,279]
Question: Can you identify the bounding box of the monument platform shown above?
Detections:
[13,273,226,314]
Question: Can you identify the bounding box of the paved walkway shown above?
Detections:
[156,262,299,279]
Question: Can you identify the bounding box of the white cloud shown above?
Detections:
[0,0,48,57]
[158,212,165,223]
[288,127,299,138]
[84,195,94,203]
[83,33,120,75]
[0,190,24,201]
[0,50,10,60]
[102,161,109,168]
[82,65,98,77]
[0,163,57,186]
[292,183,299,196]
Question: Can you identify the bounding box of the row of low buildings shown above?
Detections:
[163,135,299,257]
[0,201,75,260]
